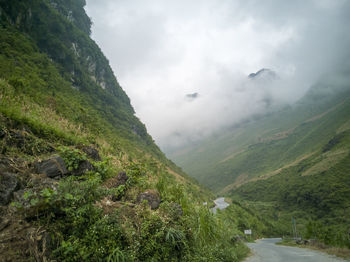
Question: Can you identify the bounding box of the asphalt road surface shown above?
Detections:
[211,197,229,214]
[245,238,348,262]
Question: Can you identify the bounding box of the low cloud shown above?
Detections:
[85,0,350,151]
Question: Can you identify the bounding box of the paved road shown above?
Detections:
[245,238,348,262]
[211,197,229,214]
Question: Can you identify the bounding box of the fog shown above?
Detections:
[85,0,350,151]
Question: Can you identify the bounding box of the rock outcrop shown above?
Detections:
[71,159,94,176]
[138,190,161,210]
[82,146,101,161]
[35,156,68,178]
[0,172,19,205]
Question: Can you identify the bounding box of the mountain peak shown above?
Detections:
[248,68,277,80]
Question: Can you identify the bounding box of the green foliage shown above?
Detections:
[232,147,350,247]
[125,162,147,187]
[107,248,128,262]
[0,0,259,261]
[114,185,126,199]
[305,221,350,248]
[172,84,350,192]
[57,146,114,180]
[0,1,164,159]
[58,146,87,171]
[93,159,113,180]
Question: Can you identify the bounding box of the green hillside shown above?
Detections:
[171,79,350,192]
[0,1,268,261]
[230,128,350,248]
[170,74,350,250]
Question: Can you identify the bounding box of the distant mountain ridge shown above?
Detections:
[248,68,277,80]
[170,76,350,192]
[170,75,350,249]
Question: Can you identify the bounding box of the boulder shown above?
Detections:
[103,171,128,188]
[35,156,68,178]
[0,172,19,205]
[138,190,161,210]
[72,160,94,176]
[82,146,101,161]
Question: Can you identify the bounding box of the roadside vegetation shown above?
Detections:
[171,64,350,254]
[0,1,265,261]
[230,126,350,254]
[0,68,252,261]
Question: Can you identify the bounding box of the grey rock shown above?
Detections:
[82,146,101,161]
[72,160,94,176]
[35,156,68,178]
[138,190,161,210]
[0,172,19,205]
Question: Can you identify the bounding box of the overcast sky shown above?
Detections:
[85,0,350,151]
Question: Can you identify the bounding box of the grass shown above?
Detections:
[0,1,277,259]
[0,79,89,145]
[171,87,350,192]
[0,77,253,261]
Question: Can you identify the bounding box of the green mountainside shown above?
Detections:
[171,75,350,249]
[0,1,269,261]
[171,78,350,192]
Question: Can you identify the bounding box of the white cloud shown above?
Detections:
[85,0,350,150]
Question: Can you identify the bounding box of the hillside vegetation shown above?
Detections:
[171,79,350,192]
[171,73,350,250]
[0,0,269,261]
[231,126,350,249]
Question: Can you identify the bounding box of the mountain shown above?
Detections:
[0,1,267,261]
[248,68,277,80]
[170,73,350,249]
[170,77,350,191]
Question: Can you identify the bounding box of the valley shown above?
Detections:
[0,1,261,261]
[1,0,350,261]
[170,77,350,253]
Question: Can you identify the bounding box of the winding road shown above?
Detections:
[211,197,229,214]
[245,238,347,262]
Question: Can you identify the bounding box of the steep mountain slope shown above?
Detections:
[0,0,160,155]
[0,1,265,261]
[170,77,350,192]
